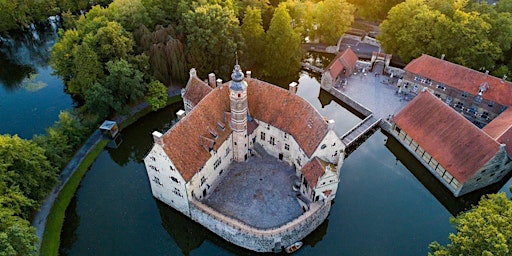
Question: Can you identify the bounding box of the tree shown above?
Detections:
[282,0,315,42]
[241,6,265,69]
[107,0,151,32]
[347,0,403,21]
[0,134,58,204]
[145,80,168,111]
[429,192,512,255]
[182,3,240,79]
[496,0,512,13]
[379,0,511,70]
[33,111,87,169]
[0,208,38,256]
[102,58,145,114]
[314,0,355,45]
[263,4,302,78]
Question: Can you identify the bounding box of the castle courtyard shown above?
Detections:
[203,153,303,229]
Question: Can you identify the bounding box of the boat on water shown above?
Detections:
[285,241,303,253]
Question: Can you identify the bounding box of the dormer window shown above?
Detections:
[217,122,225,131]
[478,82,489,96]
[209,128,218,139]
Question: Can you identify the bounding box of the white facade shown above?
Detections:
[188,135,234,200]
[144,141,190,216]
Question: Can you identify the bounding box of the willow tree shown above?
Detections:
[263,4,302,78]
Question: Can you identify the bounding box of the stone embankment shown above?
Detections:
[189,198,331,252]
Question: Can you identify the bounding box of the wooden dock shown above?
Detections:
[341,114,381,148]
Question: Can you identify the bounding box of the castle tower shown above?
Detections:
[229,63,249,162]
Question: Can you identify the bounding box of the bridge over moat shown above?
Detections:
[301,54,408,156]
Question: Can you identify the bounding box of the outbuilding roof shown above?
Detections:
[393,91,500,183]
[404,54,512,106]
[325,48,358,79]
[483,107,512,157]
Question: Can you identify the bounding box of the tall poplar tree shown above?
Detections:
[241,6,265,70]
[263,4,302,78]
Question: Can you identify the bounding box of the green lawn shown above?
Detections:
[39,139,109,256]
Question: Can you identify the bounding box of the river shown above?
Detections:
[2,27,512,255]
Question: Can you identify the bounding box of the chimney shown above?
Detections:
[246,71,251,78]
[441,54,445,60]
[327,119,335,130]
[502,75,508,83]
[289,82,298,94]
[152,131,163,145]
[208,73,216,88]
[484,70,489,78]
[176,109,186,120]
[216,78,222,86]
[189,68,197,78]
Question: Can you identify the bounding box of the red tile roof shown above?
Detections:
[483,108,512,156]
[301,157,326,188]
[393,91,500,183]
[183,76,212,106]
[247,78,329,157]
[325,48,358,79]
[162,78,330,182]
[163,86,232,182]
[404,55,512,106]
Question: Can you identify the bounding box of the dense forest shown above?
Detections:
[1,0,512,255]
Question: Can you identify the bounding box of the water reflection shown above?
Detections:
[0,18,73,138]
[59,195,80,256]
[107,104,183,166]
[384,131,512,216]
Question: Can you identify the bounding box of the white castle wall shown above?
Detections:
[144,144,190,216]
[188,135,234,201]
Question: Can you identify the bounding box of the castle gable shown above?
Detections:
[183,76,213,107]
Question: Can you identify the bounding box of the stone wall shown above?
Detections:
[189,198,331,252]
[328,87,372,117]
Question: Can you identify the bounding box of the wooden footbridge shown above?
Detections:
[340,114,381,148]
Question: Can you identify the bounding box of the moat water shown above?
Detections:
[0,21,73,138]
[2,27,512,255]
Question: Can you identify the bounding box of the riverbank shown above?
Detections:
[35,90,182,255]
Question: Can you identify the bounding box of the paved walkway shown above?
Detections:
[204,155,303,229]
[32,88,183,247]
[32,129,103,241]
[336,71,409,120]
